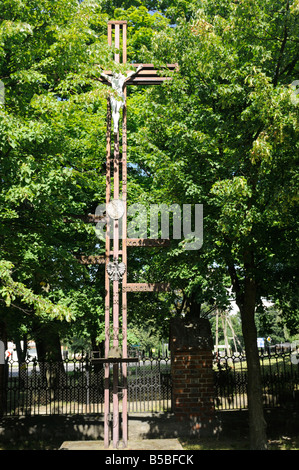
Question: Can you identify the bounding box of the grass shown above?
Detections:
[0,438,298,451]
[181,435,299,450]
[0,438,63,450]
[0,434,298,451]
[216,353,298,378]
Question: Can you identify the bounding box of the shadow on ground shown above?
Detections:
[0,409,298,450]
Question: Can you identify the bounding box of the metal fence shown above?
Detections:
[214,349,299,411]
[1,349,298,416]
[1,353,172,416]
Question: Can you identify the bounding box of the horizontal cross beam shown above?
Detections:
[123,282,171,292]
[63,214,104,223]
[107,20,128,24]
[75,255,105,265]
[126,238,170,247]
[100,63,178,86]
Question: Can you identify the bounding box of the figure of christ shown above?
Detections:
[101,66,142,134]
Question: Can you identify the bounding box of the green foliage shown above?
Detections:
[255,305,286,345]
[129,0,299,331]
[127,322,164,352]
[0,260,74,321]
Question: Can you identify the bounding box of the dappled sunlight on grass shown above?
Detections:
[180,435,299,450]
[181,437,250,450]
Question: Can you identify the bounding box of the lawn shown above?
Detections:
[0,434,298,450]
[181,435,299,450]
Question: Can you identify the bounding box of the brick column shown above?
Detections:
[170,317,216,436]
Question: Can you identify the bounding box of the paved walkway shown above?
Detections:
[60,438,183,450]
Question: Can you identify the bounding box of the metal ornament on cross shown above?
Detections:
[94,20,176,449]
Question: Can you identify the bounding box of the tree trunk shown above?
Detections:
[34,325,63,363]
[238,277,267,449]
[229,252,268,450]
[185,293,201,320]
[0,321,7,416]
[15,335,28,363]
[239,304,267,448]
[34,325,65,400]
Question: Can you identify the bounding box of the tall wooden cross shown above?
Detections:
[92,21,176,449]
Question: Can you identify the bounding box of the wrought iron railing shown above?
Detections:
[1,349,298,416]
[127,355,172,413]
[213,349,299,411]
[1,353,172,416]
[3,355,103,416]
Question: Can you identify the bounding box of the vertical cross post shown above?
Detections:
[101,21,176,449]
[105,20,128,449]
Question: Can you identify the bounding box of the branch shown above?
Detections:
[280,53,299,78]
[227,260,244,310]
[0,261,74,321]
[0,298,33,316]
[273,0,290,87]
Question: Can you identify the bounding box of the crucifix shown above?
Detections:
[92,21,176,449]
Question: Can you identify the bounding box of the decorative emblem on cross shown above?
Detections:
[107,258,126,281]
[106,198,125,220]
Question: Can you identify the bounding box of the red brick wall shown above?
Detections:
[171,348,215,434]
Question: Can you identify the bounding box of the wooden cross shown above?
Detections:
[92,21,176,449]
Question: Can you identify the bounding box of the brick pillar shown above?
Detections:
[170,317,216,436]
